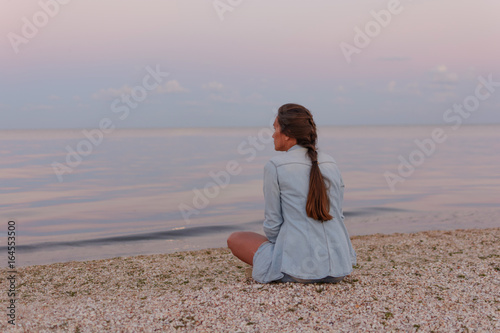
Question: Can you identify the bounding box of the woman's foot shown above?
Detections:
[245,267,253,279]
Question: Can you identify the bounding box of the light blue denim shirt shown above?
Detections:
[252,145,357,283]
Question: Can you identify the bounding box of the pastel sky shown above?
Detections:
[1,0,499,129]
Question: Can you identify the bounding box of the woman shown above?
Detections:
[227,103,357,283]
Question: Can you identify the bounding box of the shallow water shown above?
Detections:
[1,125,499,266]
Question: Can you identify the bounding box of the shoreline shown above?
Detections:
[13,207,500,268]
[1,227,499,331]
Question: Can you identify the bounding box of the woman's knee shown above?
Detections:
[227,231,244,249]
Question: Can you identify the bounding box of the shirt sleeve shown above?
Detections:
[263,160,283,243]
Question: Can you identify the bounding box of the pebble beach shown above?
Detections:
[1,227,499,332]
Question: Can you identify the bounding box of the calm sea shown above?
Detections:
[1,125,499,266]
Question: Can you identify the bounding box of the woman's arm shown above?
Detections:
[262,161,283,243]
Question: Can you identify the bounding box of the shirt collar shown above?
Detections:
[287,144,303,152]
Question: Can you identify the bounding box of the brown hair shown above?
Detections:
[277,103,333,222]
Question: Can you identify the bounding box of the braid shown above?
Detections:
[303,143,317,163]
[303,116,332,222]
[304,116,318,162]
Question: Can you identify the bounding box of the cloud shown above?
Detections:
[92,80,188,100]
[376,56,411,62]
[209,91,240,103]
[203,81,271,104]
[428,65,459,102]
[405,82,421,96]
[245,93,268,104]
[387,81,396,93]
[333,96,350,105]
[23,104,53,111]
[202,81,225,92]
[430,65,459,89]
[180,100,206,107]
[209,90,273,105]
[155,80,188,94]
[92,85,133,100]
[382,81,421,95]
[430,91,458,103]
[48,95,60,100]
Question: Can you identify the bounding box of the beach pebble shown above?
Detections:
[1,228,499,332]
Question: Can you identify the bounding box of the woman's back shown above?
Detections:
[253,145,357,283]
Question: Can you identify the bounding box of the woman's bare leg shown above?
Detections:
[227,231,268,265]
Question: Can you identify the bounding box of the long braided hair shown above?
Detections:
[277,104,333,222]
